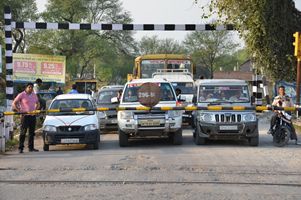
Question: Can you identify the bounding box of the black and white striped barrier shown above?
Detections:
[10,22,235,31]
[4,6,13,146]
[252,75,263,106]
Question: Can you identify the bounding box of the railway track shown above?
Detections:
[1,179,301,187]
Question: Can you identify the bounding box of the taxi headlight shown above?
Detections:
[84,124,97,131]
[242,113,257,122]
[168,110,182,118]
[198,113,215,122]
[118,111,133,119]
[43,125,56,132]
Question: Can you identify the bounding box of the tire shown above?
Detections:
[172,129,183,145]
[194,123,206,145]
[119,129,129,147]
[43,143,49,151]
[273,126,290,147]
[248,136,259,146]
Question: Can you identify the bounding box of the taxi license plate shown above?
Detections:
[140,119,161,126]
[61,138,79,144]
[219,125,238,131]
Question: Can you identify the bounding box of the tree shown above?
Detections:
[138,36,186,55]
[0,0,38,53]
[202,0,301,81]
[184,31,238,78]
[28,0,136,83]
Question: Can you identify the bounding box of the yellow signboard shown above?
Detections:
[13,53,66,83]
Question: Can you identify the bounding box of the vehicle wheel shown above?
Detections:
[194,124,206,145]
[273,126,290,147]
[172,129,183,145]
[119,129,129,147]
[43,144,49,151]
[248,136,259,146]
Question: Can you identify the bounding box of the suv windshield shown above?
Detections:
[123,82,176,102]
[49,99,94,115]
[97,90,119,104]
[171,82,194,94]
[199,85,250,103]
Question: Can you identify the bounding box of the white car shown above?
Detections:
[117,78,183,147]
[42,94,100,151]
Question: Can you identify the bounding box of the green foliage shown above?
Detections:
[184,31,239,78]
[138,36,186,55]
[203,0,301,81]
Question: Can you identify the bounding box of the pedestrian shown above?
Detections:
[33,78,46,110]
[12,82,40,153]
[56,86,63,95]
[69,84,79,94]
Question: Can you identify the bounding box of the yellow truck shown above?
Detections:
[128,54,195,81]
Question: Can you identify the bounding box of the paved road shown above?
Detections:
[0,117,301,200]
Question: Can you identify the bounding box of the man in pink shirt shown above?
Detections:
[12,83,40,153]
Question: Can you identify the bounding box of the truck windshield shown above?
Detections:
[123,83,175,102]
[171,82,194,94]
[199,85,250,103]
[140,59,192,78]
[49,99,95,115]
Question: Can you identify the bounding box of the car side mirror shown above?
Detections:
[111,97,119,104]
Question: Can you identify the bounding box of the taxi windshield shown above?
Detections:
[49,99,95,115]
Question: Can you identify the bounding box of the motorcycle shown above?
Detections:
[271,101,297,147]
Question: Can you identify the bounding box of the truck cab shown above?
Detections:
[193,79,259,146]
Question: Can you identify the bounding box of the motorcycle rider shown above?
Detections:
[268,86,298,144]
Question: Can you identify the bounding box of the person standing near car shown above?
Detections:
[12,83,40,153]
[33,78,46,110]
[56,86,63,95]
[69,84,79,94]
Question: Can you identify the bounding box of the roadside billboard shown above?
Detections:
[13,53,66,83]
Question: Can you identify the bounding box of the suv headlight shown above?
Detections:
[118,111,133,119]
[242,113,256,122]
[43,125,56,132]
[198,113,215,122]
[84,124,97,131]
[98,111,106,119]
[168,110,182,118]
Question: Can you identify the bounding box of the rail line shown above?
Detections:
[0,179,301,187]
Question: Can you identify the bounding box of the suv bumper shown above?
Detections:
[118,116,182,136]
[43,129,100,145]
[197,121,258,139]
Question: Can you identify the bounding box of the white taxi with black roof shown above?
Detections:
[42,94,100,151]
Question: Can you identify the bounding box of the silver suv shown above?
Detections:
[117,79,183,147]
[193,79,259,146]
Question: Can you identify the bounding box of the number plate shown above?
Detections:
[61,138,79,144]
[219,125,238,131]
[140,119,161,126]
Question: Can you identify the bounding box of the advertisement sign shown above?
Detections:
[13,53,66,83]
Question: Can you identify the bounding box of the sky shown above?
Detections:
[36,0,301,43]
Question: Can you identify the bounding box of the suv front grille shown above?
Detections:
[215,114,241,123]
